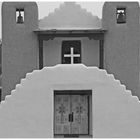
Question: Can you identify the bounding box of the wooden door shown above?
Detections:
[54,95,71,134]
[54,94,89,136]
[71,95,88,135]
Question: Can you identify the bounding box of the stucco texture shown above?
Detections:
[103,2,140,98]
[0,64,140,138]
[2,2,39,100]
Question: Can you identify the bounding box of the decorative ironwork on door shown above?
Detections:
[54,94,89,135]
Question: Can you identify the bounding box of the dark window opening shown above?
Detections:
[116,8,126,24]
[16,8,24,24]
[62,41,81,64]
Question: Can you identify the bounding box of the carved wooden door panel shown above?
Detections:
[54,95,71,134]
[71,95,88,135]
[54,94,89,136]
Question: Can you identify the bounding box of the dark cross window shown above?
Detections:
[116,8,126,24]
[16,8,24,24]
[62,41,81,64]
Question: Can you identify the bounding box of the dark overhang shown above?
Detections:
[34,29,107,40]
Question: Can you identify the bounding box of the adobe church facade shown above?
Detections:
[1,1,140,138]
[2,2,139,101]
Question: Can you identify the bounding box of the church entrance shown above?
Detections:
[54,90,92,138]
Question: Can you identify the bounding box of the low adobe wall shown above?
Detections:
[0,64,140,138]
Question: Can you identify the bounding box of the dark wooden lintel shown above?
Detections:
[38,33,104,41]
[35,29,107,41]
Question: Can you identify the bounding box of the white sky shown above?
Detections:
[0,1,104,38]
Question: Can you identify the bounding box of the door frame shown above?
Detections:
[54,90,92,138]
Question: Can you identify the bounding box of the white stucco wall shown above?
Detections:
[43,37,99,67]
[0,64,140,138]
[39,2,101,29]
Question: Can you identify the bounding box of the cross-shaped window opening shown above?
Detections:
[62,41,81,64]
[64,47,80,64]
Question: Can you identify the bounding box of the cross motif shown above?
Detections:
[64,47,80,64]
